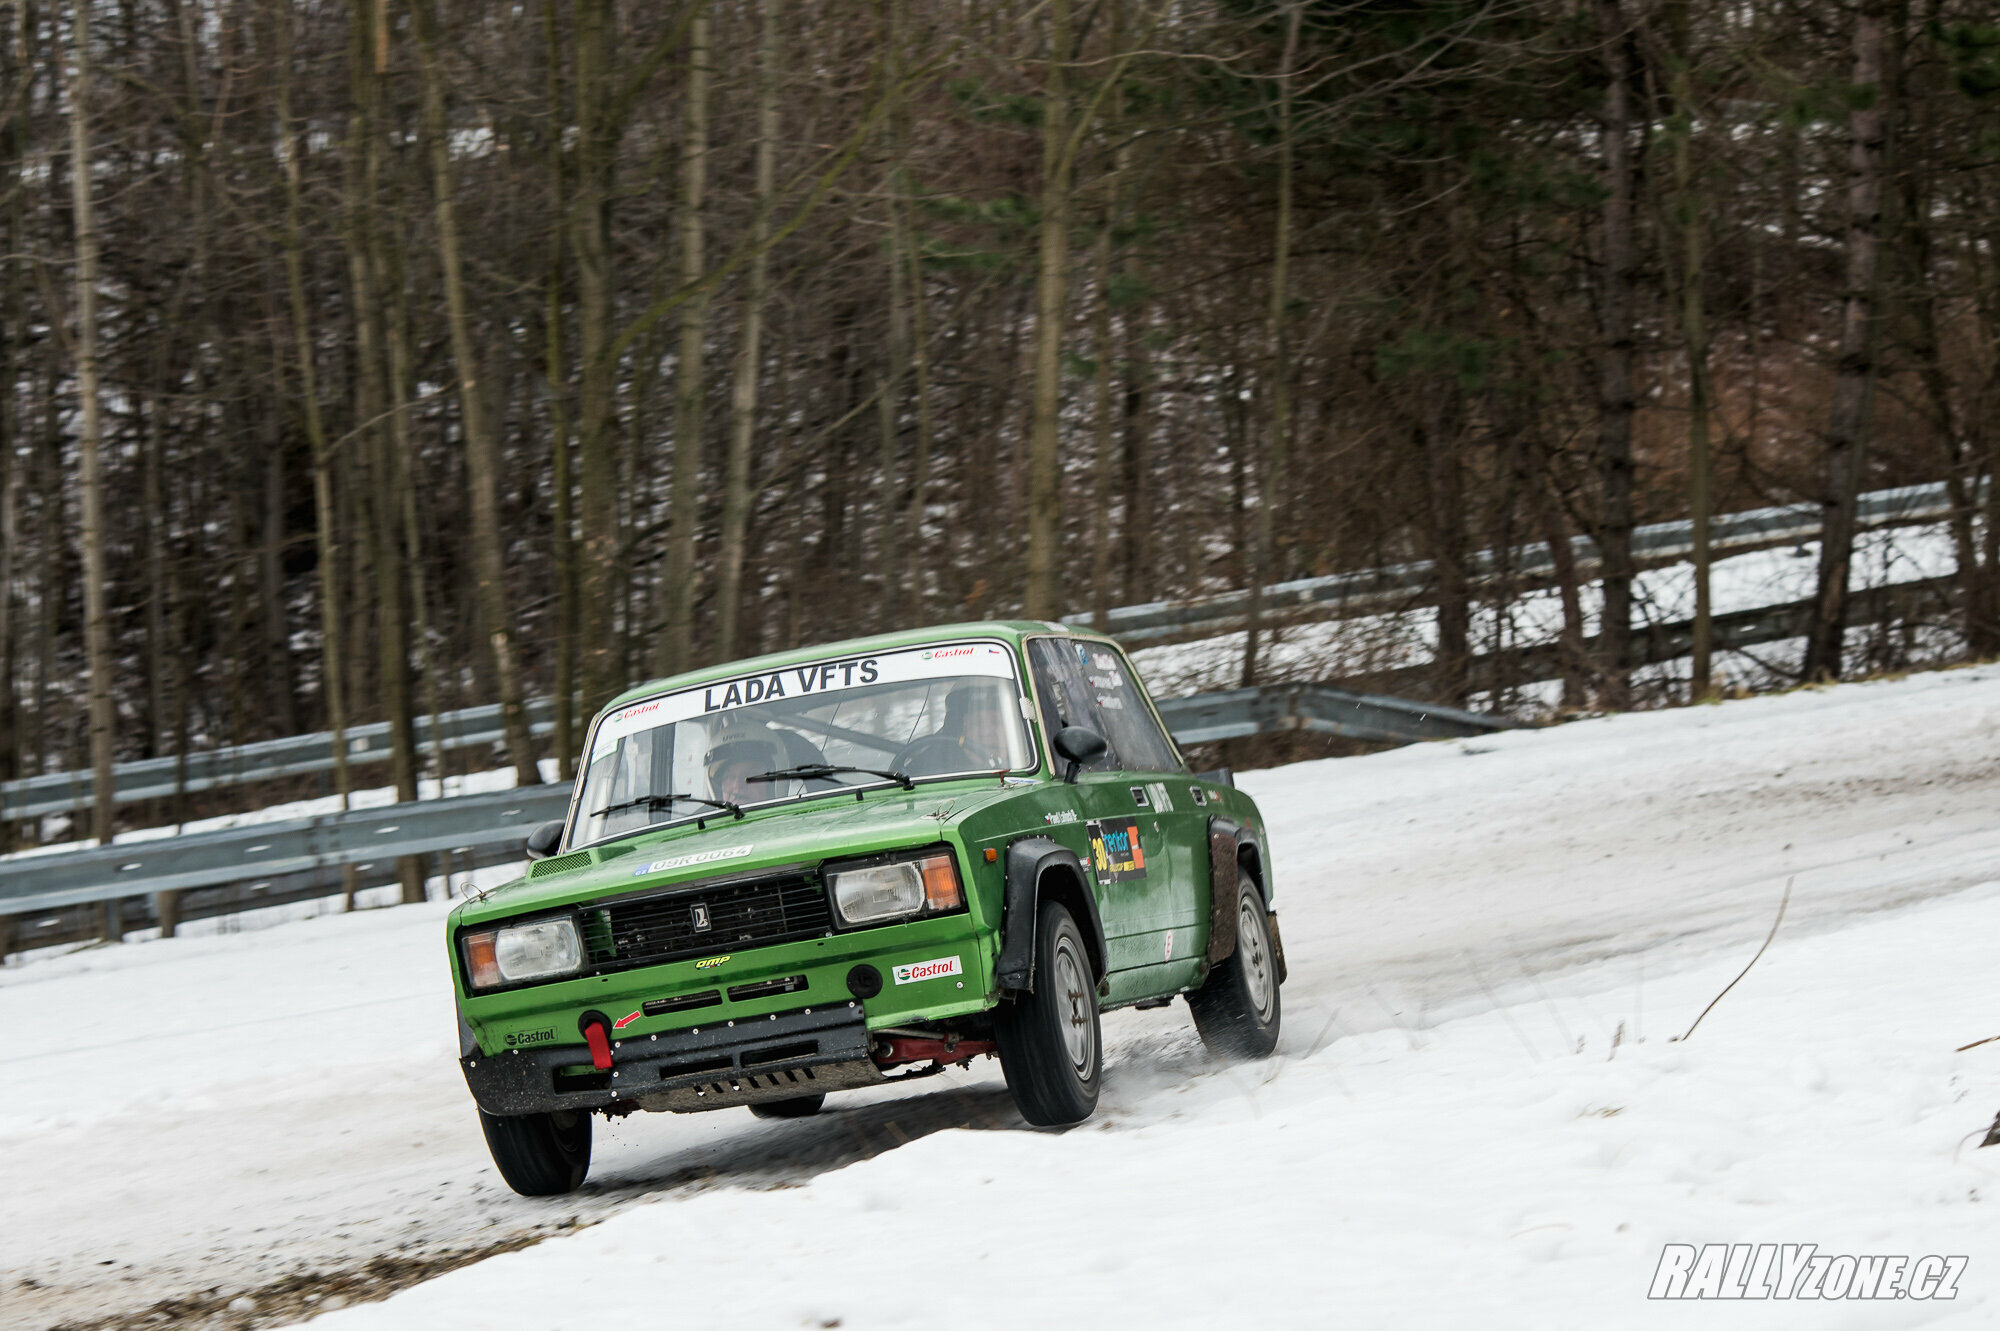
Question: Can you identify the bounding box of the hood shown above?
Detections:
[457,778,1027,923]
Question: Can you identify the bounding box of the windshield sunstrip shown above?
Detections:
[569,640,1037,851]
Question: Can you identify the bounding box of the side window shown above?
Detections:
[1027,639,1117,773]
[1078,642,1181,772]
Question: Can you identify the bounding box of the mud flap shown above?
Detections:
[1206,819,1242,966]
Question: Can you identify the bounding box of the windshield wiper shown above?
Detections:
[747,763,916,792]
[591,792,744,821]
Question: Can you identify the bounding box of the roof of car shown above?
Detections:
[599,620,1111,716]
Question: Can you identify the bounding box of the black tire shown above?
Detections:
[993,901,1101,1126]
[749,1094,826,1120]
[1189,870,1282,1060]
[478,1107,592,1196]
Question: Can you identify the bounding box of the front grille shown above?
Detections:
[582,871,832,972]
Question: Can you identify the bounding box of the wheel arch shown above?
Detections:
[998,836,1108,992]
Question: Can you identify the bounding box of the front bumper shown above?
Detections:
[462,1001,883,1116]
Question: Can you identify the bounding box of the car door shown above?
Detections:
[1025,636,1184,975]
[1073,640,1208,954]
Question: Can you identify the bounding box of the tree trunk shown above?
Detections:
[717,0,778,661]
[67,0,120,941]
[1533,473,1590,708]
[1120,301,1152,605]
[1803,3,1889,681]
[1670,59,1715,700]
[1023,0,1071,621]
[542,0,578,777]
[347,0,423,903]
[573,0,622,713]
[659,10,711,677]
[1594,0,1637,709]
[1089,201,1116,634]
[415,0,541,786]
[381,204,433,903]
[0,32,19,833]
[278,1,356,899]
[260,441,297,735]
[1423,390,1470,707]
[1243,1,1300,688]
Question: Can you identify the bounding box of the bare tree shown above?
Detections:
[1803,0,1889,681]
[66,0,118,939]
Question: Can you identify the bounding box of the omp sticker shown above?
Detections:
[634,844,755,876]
[893,955,964,985]
[504,1028,556,1048]
[613,1010,643,1030]
[693,955,731,970]
[1165,929,1174,960]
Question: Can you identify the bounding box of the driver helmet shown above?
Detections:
[702,719,786,797]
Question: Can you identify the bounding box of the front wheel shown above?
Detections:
[478,1107,592,1196]
[994,901,1102,1126]
[749,1094,826,1120]
[1188,871,1282,1059]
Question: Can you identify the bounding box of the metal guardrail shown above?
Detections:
[1077,478,1966,643]
[0,684,1503,926]
[0,698,555,822]
[2,478,1958,821]
[0,784,574,918]
[1154,685,1512,745]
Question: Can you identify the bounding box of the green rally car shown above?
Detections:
[449,621,1286,1195]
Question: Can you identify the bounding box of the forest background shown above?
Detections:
[5,0,2000,856]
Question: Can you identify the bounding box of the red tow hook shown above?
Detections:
[579,1014,614,1071]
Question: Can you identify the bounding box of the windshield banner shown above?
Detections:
[592,641,1020,749]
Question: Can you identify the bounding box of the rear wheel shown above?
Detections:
[749,1094,826,1120]
[994,901,1101,1126]
[478,1107,592,1196]
[1189,871,1282,1059]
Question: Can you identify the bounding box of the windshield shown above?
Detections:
[570,640,1038,849]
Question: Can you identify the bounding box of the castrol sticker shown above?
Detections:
[892,955,964,985]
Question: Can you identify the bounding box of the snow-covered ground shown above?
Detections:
[8,663,2000,1328]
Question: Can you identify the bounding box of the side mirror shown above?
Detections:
[524,820,565,861]
[1053,726,1108,784]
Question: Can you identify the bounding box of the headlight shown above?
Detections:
[462,918,583,990]
[828,851,964,927]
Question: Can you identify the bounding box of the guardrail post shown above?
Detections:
[155,889,182,939]
[0,913,14,964]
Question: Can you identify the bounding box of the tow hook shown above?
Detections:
[578,1011,614,1071]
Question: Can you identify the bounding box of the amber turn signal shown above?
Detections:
[463,930,502,990]
[919,852,964,912]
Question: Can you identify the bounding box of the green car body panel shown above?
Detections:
[446,620,1277,1118]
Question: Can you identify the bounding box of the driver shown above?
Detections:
[703,722,787,806]
[899,681,1016,776]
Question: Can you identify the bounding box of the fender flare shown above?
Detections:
[997,836,1107,993]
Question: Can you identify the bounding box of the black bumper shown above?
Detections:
[461,1001,876,1116]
